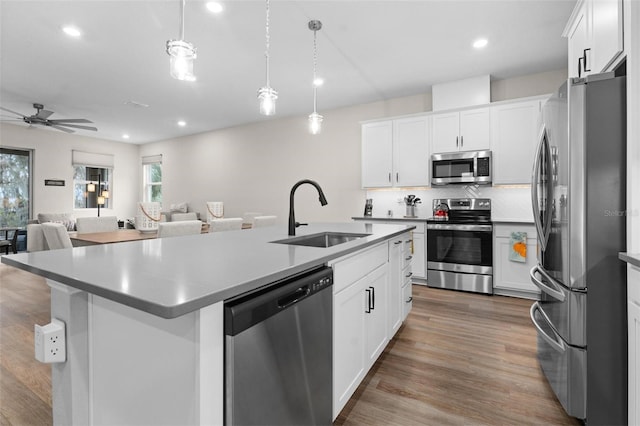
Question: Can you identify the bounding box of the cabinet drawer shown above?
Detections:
[331,243,388,294]
[402,264,413,286]
[402,281,412,319]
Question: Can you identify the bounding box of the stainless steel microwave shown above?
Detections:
[431,150,492,185]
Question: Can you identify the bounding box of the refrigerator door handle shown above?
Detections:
[531,126,548,250]
[530,302,566,353]
[530,264,566,302]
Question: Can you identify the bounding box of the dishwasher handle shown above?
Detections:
[278,286,311,309]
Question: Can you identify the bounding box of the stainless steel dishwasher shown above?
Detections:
[224,266,333,426]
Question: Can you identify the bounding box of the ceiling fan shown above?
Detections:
[0,103,97,133]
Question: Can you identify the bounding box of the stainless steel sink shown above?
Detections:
[271,232,370,248]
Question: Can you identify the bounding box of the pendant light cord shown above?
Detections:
[265,0,271,87]
[179,0,185,40]
[312,28,318,113]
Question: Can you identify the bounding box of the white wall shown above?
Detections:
[0,123,139,220]
[627,0,640,253]
[140,69,567,224]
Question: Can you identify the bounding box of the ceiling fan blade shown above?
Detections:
[51,123,98,131]
[50,124,75,133]
[48,118,93,124]
[35,110,54,119]
[0,106,27,118]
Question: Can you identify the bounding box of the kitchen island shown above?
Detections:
[1,222,413,425]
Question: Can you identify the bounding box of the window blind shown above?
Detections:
[72,150,114,168]
[142,154,163,165]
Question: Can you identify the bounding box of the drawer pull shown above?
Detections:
[394,240,402,245]
[405,272,413,278]
[405,297,413,303]
[405,256,413,261]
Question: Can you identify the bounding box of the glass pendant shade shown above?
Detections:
[97,196,106,205]
[87,183,96,192]
[166,39,196,81]
[308,112,323,135]
[258,86,277,116]
[101,190,110,199]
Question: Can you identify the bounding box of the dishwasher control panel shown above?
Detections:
[312,276,333,292]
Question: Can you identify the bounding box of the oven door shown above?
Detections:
[427,223,493,275]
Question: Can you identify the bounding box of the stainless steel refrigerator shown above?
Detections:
[530,72,627,424]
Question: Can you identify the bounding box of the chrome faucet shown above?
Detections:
[288,179,328,236]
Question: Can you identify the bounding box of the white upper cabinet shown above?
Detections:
[491,99,542,184]
[432,107,490,154]
[362,116,429,188]
[361,121,393,187]
[565,0,624,78]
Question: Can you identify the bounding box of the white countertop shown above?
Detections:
[1,222,413,318]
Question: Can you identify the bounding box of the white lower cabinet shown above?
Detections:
[493,223,540,299]
[331,236,410,420]
[628,264,640,425]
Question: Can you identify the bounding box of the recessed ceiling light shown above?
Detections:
[473,38,488,49]
[62,26,82,38]
[122,134,130,140]
[206,2,223,13]
[177,120,187,127]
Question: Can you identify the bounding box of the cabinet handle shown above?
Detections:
[388,172,391,183]
[396,172,399,183]
[405,272,413,278]
[460,135,463,147]
[370,286,375,310]
[456,136,459,147]
[394,240,402,245]
[578,56,583,78]
[583,48,591,73]
[405,296,413,303]
[405,255,413,261]
[365,288,372,313]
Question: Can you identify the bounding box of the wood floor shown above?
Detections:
[0,262,580,425]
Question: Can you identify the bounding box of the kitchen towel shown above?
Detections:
[509,231,527,263]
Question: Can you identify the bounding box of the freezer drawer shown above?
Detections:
[530,302,586,420]
[530,264,586,347]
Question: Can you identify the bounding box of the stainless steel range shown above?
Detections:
[426,198,493,294]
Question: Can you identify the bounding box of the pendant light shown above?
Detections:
[166,0,197,81]
[257,0,277,115]
[308,20,323,135]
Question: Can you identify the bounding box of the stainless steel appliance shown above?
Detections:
[530,72,627,424]
[427,198,493,294]
[431,150,492,186]
[225,266,333,425]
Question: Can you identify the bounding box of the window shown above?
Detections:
[143,155,162,203]
[73,166,112,209]
[0,147,32,227]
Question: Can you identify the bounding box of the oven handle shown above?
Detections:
[426,224,492,232]
[529,302,566,353]
[529,264,565,302]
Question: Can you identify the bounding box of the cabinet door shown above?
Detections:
[459,108,491,151]
[411,232,426,279]
[362,121,393,187]
[567,1,591,78]
[629,299,640,426]
[591,0,623,72]
[333,277,366,419]
[493,225,539,296]
[364,265,388,368]
[393,116,430,186]
[388,239,403,336]
[491,100,541,184]
[432,112,460,153]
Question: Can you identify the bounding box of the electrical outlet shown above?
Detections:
[35,318,66,363]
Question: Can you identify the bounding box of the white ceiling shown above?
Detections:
[0,0,576,144]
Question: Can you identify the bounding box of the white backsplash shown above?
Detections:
[364,185,534,222]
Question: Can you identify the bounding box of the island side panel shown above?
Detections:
[89,295,224,425]
[49,280,90,425]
